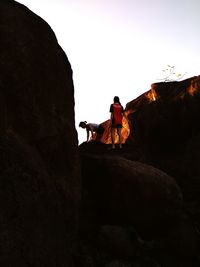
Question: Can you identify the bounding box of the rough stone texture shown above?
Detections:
[81,155,183,239]
[0,1,80,266]
[97,225,143,259]
[126,76,200,213]
[94,117,130,144]
[78,77,200,264]
[126,76,200,157]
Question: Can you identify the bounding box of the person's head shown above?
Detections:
[79,121,87,129]
[114,96,120,103]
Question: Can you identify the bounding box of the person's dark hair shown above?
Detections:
[79,121,87,127]
[114,96,120,103]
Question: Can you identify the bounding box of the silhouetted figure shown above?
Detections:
[109,96,124,149]
[79,121,104,142]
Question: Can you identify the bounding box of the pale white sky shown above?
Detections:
[17,0,200,143]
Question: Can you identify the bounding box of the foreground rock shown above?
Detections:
[0,1,80,266]
[81,154,183,239]
[79,151,198,263]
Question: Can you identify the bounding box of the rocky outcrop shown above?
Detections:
[92,76,200,212]
[96,116,130,144]
[81,154,183,238]
[79,150,198,264]
[126,76,200,157]
[79,76,200,265]
[2,1,200,266]
[126,76,200,213]
[0,1,80,266]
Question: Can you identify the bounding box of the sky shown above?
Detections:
[17,0,200,144]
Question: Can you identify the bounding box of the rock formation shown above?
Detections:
[2,1,200,266]
[79,76,200,265]
[0,1,80,266]
[81,154,183,238]
[126,76,200,204]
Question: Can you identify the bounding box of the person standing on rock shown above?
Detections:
[79,121,104,142]
[110,96,124,149]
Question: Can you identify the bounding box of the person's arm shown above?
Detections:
[110,112,113,123]
[110,104,113,124]
[91,130,95,139]
[86,128,90,142]
[89,124,95,139]
[87,124,96,141]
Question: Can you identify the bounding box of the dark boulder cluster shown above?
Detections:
[1,1,200,267]
[79,77,200,266]
[0,1,80,267]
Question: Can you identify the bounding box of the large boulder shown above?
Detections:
[0,1,80,266]
[125,77,200,224]
[81,155,183,239]
[126,76,200,157]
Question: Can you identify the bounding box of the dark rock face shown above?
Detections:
[0,1,80,266]
[126,77,200,205]
[126,77,200,157]
[81,155,183,239]
[79,77,200,265]
[2,1,200,266]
